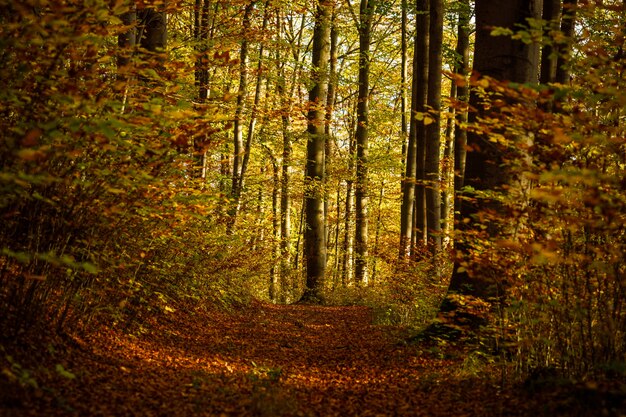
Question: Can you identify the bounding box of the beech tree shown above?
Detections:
[400,0,429,258]
[301,0,332,303]
[354,0,375,284]
[441,0,541,322]
[424,0,444,253]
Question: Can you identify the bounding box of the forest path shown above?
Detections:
[5,302,549,416]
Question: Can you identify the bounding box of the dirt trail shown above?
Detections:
[1,302,571,416]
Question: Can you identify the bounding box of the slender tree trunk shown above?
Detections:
[228,2,254,234]
[556,0,578,85]
[400,0,409,173]
[402,0,428,258]
[424,0,444,253]
[117,4,136,113]
[355,0,374,284]
[453,0,470,219]
[239,2,270,194]
[371,179,385,283]
[194,0,214,178]
[342,116,356,286]
[278,9,306,301]
[441,81,455,245]
[264,147,280,301]
[324,10,338,254]
[301,0,332,303]
[399,0,415,258]
[333,184,341,284]
[414,0,430,252]
[540,0,561,85]
[118,5,137,69]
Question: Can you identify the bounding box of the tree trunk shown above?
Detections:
[354,0,374,284]
[228,2,254,234]
[424,0,444,253]
[301,0,332,304]
[324,10,338,256]
[400,0,409,177]
[556,0,577,85]
[413,0,430,253]
[540,0,561,85]
[269,152,280,302]
[453,0,470,218]
[441,81,455,245]
[342,134,355,286]
[138,8,167,53]
[398,0,415,258]
[239,2,270,195]
[443,0,541,322]
[118,5,137,69]
[278,9,306,301]
[400,0,430,258]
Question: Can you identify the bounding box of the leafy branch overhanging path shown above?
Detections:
[3,302,616,416]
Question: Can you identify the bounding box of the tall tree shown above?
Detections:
[354,0,375,283]
[279,11,307,299]
[413,0,430,252]
[442,0,541,320]
[400,0,429,258]
[400,0,409,170]
[453,0,471,215]
[229,2,255,234]
[424,0,444,253]
[301,0,332,303]
[239,1,271,200]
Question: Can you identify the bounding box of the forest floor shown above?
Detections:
[1,300,625,416]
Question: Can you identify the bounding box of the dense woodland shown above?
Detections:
[1,0,625,415]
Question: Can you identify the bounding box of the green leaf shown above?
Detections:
[55,364,76,379]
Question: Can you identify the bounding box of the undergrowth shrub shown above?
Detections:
[461,2,626,380]
[324,235,450,328]
[0,2,264,340]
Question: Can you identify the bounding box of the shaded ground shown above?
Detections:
[1,301,625,416]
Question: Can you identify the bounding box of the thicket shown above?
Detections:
[0,1,270,339]
[452,2,626,379]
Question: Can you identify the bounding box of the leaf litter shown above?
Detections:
[1,300,623,416]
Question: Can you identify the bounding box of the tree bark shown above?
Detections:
[324,9,338,255]
[556,0,578,85]
[301,0,332,304]
[424,0,444,253]
[400,0,409,172]
[413,0,430,253]
[540,0,561,85]
[453,0,470,217]
[399,0,416,258]
[354,0,374,284]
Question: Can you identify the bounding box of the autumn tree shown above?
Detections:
[441,0,541,323]
[301,0,332,303]
[424,0,444,253]
[354,0,375,284]
[228,1,256,234]
[400,0,429,258]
